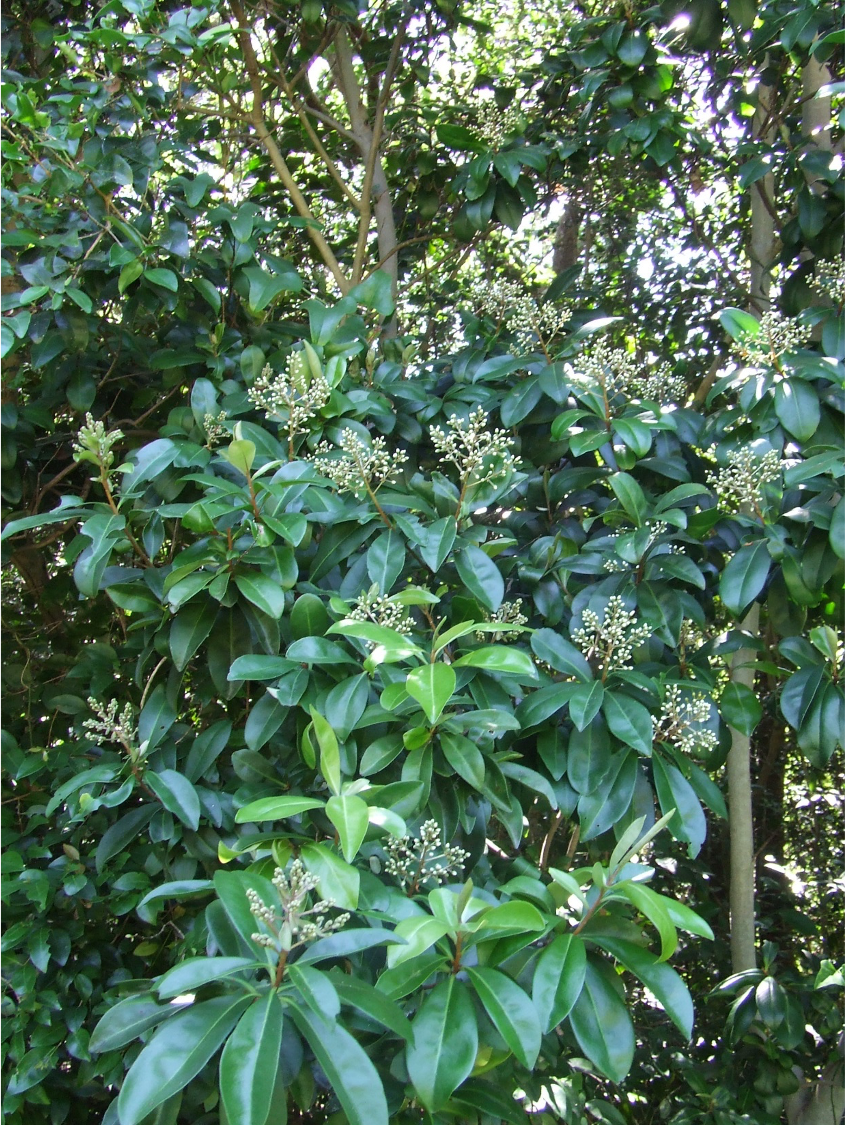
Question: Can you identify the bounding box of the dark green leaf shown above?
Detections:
[291,1007,388,1125]
[720,541,771,617]
[568,961,635,1084]
[220,994,285,1125]
[532,933,587,1032]
[117,996,250,1125]
[406,978,478,1111]
[467,967,540,1068]
[90,995,173,1053]
[456,546,504,612]
[145,770,201,831]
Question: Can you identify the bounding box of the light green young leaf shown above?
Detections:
[325,793,370,862]
[405,663,456,724]
[310,708,341,795]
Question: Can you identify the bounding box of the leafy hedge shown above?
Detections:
[3,268,844,1122]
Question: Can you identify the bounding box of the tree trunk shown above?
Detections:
[727,604,760,972]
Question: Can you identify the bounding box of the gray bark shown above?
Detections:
[727,604,760,973]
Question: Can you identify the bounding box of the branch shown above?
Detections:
[272,54,362,211]
[331,24,403,292]
[229,0,350,294]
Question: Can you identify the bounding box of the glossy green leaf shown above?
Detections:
[300,842,359,910]
[117,995,250,1125]
[774,380,820,442]
[609,472,648,526]
[234,573,286,619]
[145,770,201,831]
[310,708,341,795]
[569,680,605,731]
[235,796,325,823]
[568,961,635,1084]
[405,663,456,724]
[386,917,450,968]
[292,1007,388,1125]
[602,693,654,755]
[325,793,370,862]
[329,975,413,1039]
[406,977,478,1111]
[367,531,405,594]
[297,929,407,967]
[653,754,706,858]
[530,629,592,681]
[440,730,486,789]
[453,645,537,678]
[615,881,678,961]
[467,967,541,1068]
[155,957,256,999]
[455,546,504,611]
[89,995,174,1053]
[592,937,693,1038]
[532,933,587,1032]
[417,516,457,573]
[288,963,340,1019]
[720,682,762,736]
[219,994,284,1125]
[720,541,771,617]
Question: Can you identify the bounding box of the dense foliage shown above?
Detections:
[2,1,843,1124]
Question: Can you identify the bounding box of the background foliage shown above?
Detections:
[2,1,843,1123]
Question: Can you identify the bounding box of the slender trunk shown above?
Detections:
[727,603,760,972]
[748,65,777,307]
[332,29,400,305]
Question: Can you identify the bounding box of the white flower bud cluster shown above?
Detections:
[627,362,688,405]
[311,429,408,498]
[679,619,706,652]
[470,279,571,354]
[430,407,519,493]
[472,100,523,148]
[349,587,412,635]
[247,859,350,952]
[654,684,718,757]
[810,259,845,308]
[603,556,628,573]
[707,446,782,511]
[384,819,470,892]
[570,340,640,398]
[73,414,124,475]
[83,697,137,751]
[477,598,528,641]
[248,362,330,434]
[571,595,652,673]
[738,311,811,363]
[202,410,228,449]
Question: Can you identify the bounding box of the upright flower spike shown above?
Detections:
[469,278,571,354]
[310,428,408,499]
[810,259,845,308]
[247,860,349,953]
[654,684,718,757]
[384,819,470,894]
[248,360,331,456]
[737,311,811,364]
[72,414,125,484]
[571,595,652,674]
[430,406,519,509]
[349,586,413,635]
[83,697,137,751]
[707,446,782,514]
